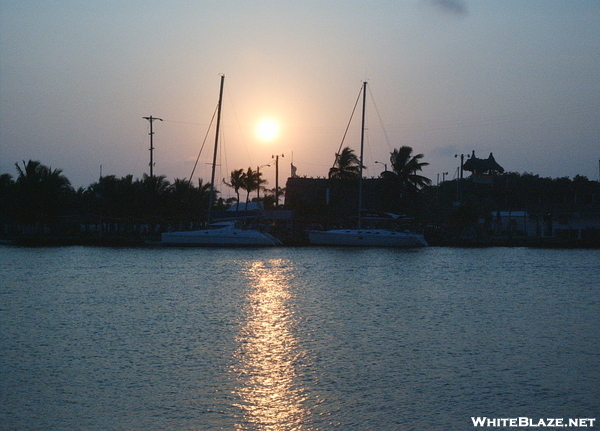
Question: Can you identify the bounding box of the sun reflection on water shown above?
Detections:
[233,259,310,430]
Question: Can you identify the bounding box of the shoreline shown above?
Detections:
[2,235,599,249]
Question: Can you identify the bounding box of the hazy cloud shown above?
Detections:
[431,145,460,158]
[428,0,468,15]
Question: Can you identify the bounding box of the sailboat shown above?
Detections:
[307,81,428,247]
[161,75,282,247]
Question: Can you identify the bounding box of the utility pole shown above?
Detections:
[454,153,470,205]
[455,153,468,180]
[257,164,271,200]
[272,154,284,208]
[143,115,163,177]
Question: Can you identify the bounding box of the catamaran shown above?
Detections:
[161,75,282,247]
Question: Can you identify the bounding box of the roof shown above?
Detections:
[462,151,504,174]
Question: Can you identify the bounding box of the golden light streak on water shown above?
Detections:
[233,259,310,430]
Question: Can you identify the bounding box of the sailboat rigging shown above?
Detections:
[308,81,428,247]
[207,74,224,224]
[161,75,282,246]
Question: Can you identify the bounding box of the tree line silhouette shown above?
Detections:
[1,149,599,243]
[0,160,278,238]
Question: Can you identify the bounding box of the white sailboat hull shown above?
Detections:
[161,222,282,246]
[309,82,429,248]
[307,229,428,247]
[160,77,285,248]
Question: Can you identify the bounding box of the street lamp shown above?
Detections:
[375,161,388,173]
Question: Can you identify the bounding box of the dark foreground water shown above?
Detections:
[1,246,598,430]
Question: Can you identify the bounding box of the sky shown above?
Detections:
[1,0,599,196]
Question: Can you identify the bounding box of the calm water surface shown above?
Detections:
[1,246,599,430]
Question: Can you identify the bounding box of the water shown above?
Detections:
[1,246,599,430]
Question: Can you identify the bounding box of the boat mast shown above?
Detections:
[358,81,367,229]
[207,74,225,224]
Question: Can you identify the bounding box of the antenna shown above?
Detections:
[142,115,163,177]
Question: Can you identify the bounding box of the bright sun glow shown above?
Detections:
[256,119,280,141]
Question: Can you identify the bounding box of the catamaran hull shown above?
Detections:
[161,229,282,246]
[307,229,428,247]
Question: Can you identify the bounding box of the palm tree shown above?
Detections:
[241,167,265,209]
[224,168,245,210]
[16,160,71,193]
[87,174,122,219]
[382,146,431,191]
[196,178,214,203]
[133,174,170,223]
[14,160,73,224]
[164,178,213,222]
[138,173,170,196]
[168,178,197,214]
[377,147,431,215]
[0,173,15,224]
[329,147,361,180]
[251,167,267,200]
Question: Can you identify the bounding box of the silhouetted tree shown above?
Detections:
[376,146,430,214]
[260,186,285,210]
[382,146,431,191]
[0,174,16,224]
[87,175,125,219]
[329,147,361,180]
[251,167,267,200]
[165,177,214,221]
[14,160,74,225]
[135,174,170,220]
[223,168,245,210]
[241,167,265,209]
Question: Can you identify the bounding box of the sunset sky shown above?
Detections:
[1,0,599,196]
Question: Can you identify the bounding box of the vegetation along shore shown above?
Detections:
[2,152,600,248]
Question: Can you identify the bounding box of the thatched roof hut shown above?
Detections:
[462,151,504,174]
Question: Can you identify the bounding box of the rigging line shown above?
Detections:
[188,106,218,185]
[332,84,363,170]
[225,81,253,168]
[364,128,374,174]
[367,84,393,152]
[220,119,227,190]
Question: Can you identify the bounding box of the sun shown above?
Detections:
[256,119,280,141]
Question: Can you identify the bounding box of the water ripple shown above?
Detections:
[1,246,598,430]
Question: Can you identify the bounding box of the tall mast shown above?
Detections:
[358,81,367,229]
[207,74,225,223]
